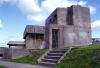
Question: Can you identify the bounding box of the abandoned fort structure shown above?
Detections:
[23,5,92,49]
[0,5,92,59]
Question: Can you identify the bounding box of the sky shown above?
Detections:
[0,0,100,47]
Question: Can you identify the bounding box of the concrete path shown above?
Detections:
[0,61,52,68]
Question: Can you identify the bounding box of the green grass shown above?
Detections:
[5,49,47,65]
[55,43,100,68]
[0,47,7,48]
[0,66,6,68]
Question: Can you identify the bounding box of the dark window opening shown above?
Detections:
[53,14,57,21]
[0,54,3,57]
[54,14,57,18]
[29,34,44,40]
[67,8,73,25]
[49,19,52,24]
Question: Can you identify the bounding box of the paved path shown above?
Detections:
[0,61,52,68]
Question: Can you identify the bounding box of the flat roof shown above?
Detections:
[7,41,25,46]
[23,25,45,39]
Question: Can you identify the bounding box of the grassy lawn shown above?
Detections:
[0,66,6,68]
[5,49,47,65]
[55,43,100,68]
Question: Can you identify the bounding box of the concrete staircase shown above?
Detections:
[38,48,71,67]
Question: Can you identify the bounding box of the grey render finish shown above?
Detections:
[23,25,45,49]
[6,5,92,49]
[45,5,92,49]
[23,25,45,39]
[7,41,25,49]
[0,48,29,59]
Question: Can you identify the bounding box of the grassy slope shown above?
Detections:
[55,43,100,68]
[5,49,47,65]
[0,66,6,68]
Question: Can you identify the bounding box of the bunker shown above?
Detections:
[0,5,92,59]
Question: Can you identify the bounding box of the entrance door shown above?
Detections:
[52,29,59,48]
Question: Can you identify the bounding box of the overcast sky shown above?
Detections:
[0,0,100,47]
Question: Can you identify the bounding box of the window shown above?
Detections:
[29,34,44,40]
[67,8,73,25]
[53,14,57,21]
[0,54,3,57]
[49,19,52,24]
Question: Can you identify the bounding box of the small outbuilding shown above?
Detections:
[7,41,25,49]
[23,25,45,49]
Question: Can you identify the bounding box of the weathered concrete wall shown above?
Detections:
[25,38,43,49]
[0,48,29,59]
[0,48,5,59]
[45,24,65,49]
[3,48,12,59]
[45,5,92,48]
[57,8,68,25]
[24,25,45,39]
[46,24,92,48]
[72,5,91,27]
[49,24,64,49]
[45,22,49,48]
[24,25,45,49]
[16,46,25,49]
[25,38,35,49]
[46,8,68,25]
[11,49,29,59]
[0,48,12,59]
[0,48,13,59]
[45,8,57,24]
[0,48,5,54]
[63,26,92,47]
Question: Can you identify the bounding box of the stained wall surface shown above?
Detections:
[45,5,92,49]
[0,48,29,59]
[24,26,45,49]
[25,37,43,49]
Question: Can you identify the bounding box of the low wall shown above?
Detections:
[11,49,29,59]
[0,48,5,58]
[3,48,12,59]
[0,48,29,59]
[0,48,5,54]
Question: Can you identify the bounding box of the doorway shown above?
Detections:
[52,29,59,48]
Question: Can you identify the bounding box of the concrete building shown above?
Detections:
[23,5,92,49]
[7,5,92,49]
[0,5,92,59]
[23,25,45,49]
[45,5,92,49]
[7,41,25,49]
[0,41,29,59]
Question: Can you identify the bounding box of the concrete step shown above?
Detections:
[52,48,68,51]
[42,59,58,63]
[47,53,64,56]
[38,62,57,67]
[38,48,71,67]
[50,50,66,53]
[44,56,61,59]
